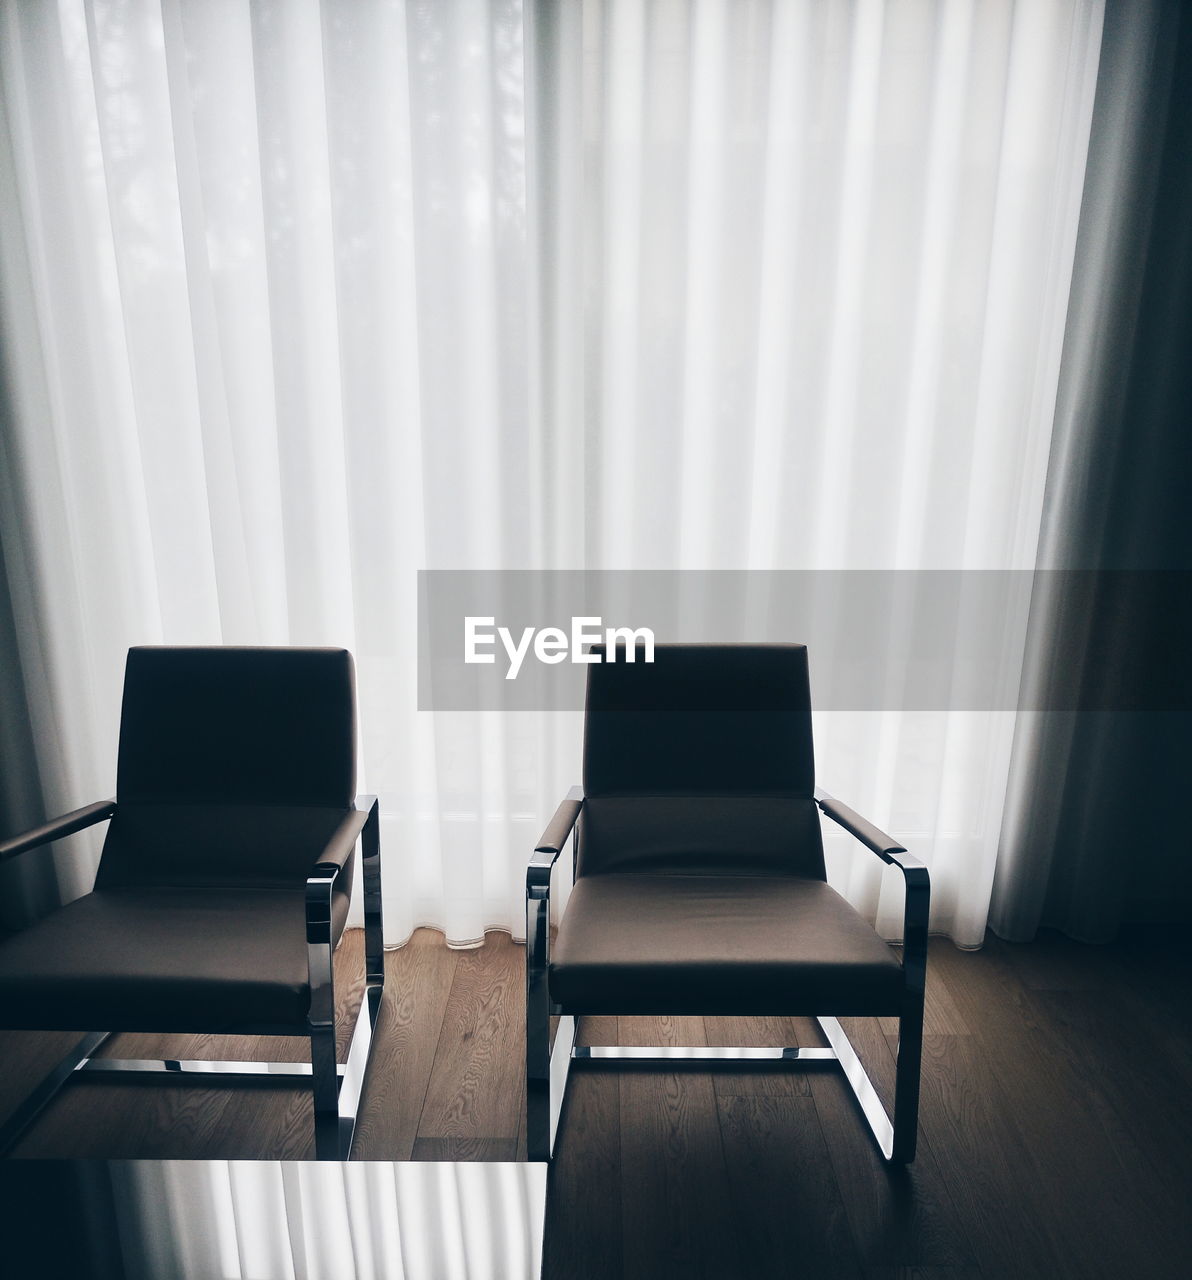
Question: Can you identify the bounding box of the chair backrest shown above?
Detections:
[97,647,357,890]
[577,643,825,878]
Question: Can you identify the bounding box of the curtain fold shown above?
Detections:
[105,1160,547,1278]
[990,0,1192,944]
[1,0,1105,949]
[544,0,1104,947]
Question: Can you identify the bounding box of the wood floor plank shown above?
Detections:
[1098,927,1192,1039]
[701,1013,819,1049]
[352,928,459,1159]
[416,931,523,1145]
[616,1013,708,1048]
[809,1062,978,1268]
[0,1028,87,1127]
[574,1014,618,1048]
[411,1136,517,1160]
[717,1093,863,1278]
[879,950,972,1037]
[810,985,978,1270]
[934,936,1192,1279]
[618,1063,743,1279]
[928,939,1182,1279]
[836,1013,900,1112]
[912,1032,1072,1280]
[543,1045,622,1280]
[537,1014,619,1164]
[609,1011,746,1277]
[1022,983,1192,1274]
[704,1014,816,1096]
[207,1085,315,1160]
[12,1072,244,1158]
[995,927,1121,992]
[861,1268,986,1279]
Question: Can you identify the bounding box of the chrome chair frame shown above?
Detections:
[526,786,928,1163]
[0,795,384,1160]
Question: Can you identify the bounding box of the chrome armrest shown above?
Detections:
[0,800,117,863]
[305,796,376,941]
[309,798,375,875]
[527,788,582,1098]
[814,787,929,986]
[527,786,584,897]
[305,795,381,1035]
[814,787,906,862]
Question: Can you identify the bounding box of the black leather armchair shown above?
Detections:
[526,643,928,1162]
[0,647,383,1159]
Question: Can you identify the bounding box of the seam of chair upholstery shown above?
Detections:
[581,791,817,798]
[578,869,830,879]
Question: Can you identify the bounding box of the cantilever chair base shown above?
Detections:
[529,1012,913,1164]
[526,800,925,1166]
[0,786,385,1163]
[0,970,383,1162]
[526,794,927,1165]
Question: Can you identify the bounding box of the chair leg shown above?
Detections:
[308,940,385,1161]
[310,1020,341,1159]
[527,1013,577,1163]
[815,1015,897,1158]
[361,798,384,992]
[526,889,578,1161]
[890,998,924,1163]
[306,798,385,1160]
[307,881,344,1157]
[335,799,386,1157]
[819,1002,923,1164]
[526,891,552,1160]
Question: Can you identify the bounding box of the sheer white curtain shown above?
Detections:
[0,0,555,945]
[537,0,1105,947]
[0,0,1103,950]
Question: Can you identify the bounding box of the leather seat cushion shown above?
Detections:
[0,886,350,1033]
[550,873,905,1015]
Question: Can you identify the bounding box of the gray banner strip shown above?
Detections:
[417,570,1191,711]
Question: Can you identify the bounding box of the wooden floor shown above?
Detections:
[2,927,1191,1278]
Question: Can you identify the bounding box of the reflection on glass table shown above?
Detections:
[0,1159,548,1280]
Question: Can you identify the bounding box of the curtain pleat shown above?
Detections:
[991,0,1192,944]
[107,1159,547,1278]
[563,0,1104,946]
[0,0,1105,948]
